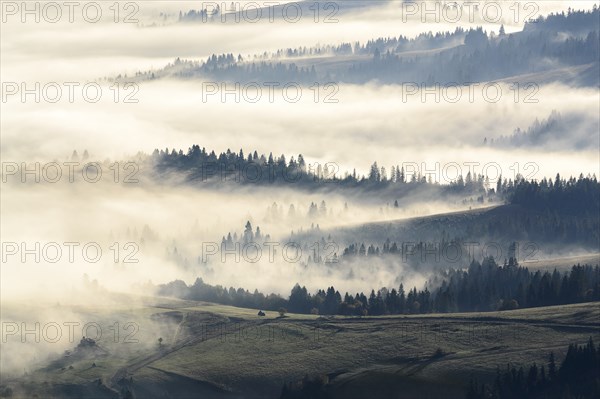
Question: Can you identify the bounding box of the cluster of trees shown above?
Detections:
[339,239,479,263]
[287,260,600,316]
[178,6,221,22]
[153,145,319,182]
[365,162,490,190]
[151,145,500,199]
[158,258,600,316]
[340,239,470,262]
[158,277,288,311]
[202,53,239,68]
[434,259,599,313]
[345,9,599,84]
[152,147,599,200]
[178,9,212,22]
[361,29,467,54]
[487,111,567,148]
[221,221,271,247]
[467,338,600,399]
[288,283,432,316]
[524,6,600,34]
[510,175,599,217]
[487,110,597,151]
[260,43,354,60]
[262,28,468,60]
[189,60,319,84]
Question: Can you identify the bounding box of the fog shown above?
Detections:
[0,173,460,300]
[2,79,598,175]
[2,1,596,81]
[2,0,598,302]
[0,170,438,377]
[1,0,599,382]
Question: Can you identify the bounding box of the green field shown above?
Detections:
[2,298,599,399]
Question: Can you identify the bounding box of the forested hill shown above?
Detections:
[119,8,600,86]
[150,146,600,255]
[283,176,600,257]
[149,145,502,203]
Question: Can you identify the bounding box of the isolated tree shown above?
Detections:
[369,162,380,182]
[319,201,327,216]
[244,221,253,243]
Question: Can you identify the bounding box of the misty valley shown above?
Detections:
[1,1,599,399]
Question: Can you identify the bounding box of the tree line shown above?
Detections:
[158,258,600,316]
[151,146,598,202]
[151,145,505,200]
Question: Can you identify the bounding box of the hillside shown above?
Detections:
[3,299,599,398]
[293,204,600,259]
[129,8,600,87]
